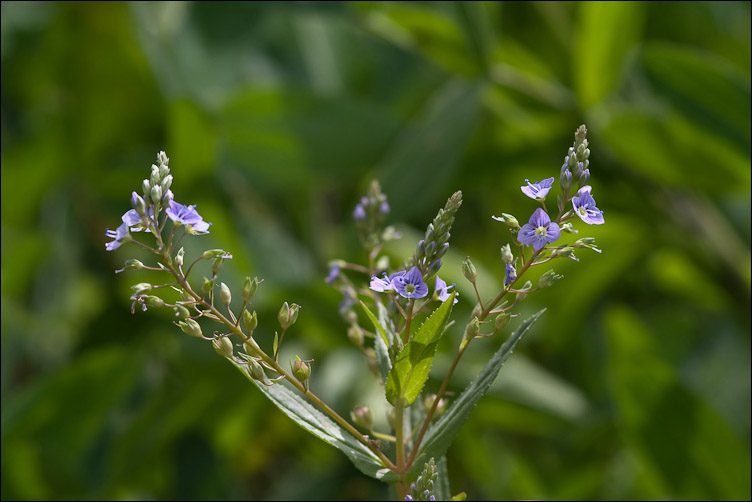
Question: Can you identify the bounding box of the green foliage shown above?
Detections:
[1,1,749,500]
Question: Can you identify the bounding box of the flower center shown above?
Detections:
[405,284,416,294]
[578,206,587,216]
[535,225,547,237]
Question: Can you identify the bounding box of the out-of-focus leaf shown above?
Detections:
[410,310,544,477]
[385,292,455,406]
[574,2,644,108]
[230,359,398,483]
[642,42,751,150]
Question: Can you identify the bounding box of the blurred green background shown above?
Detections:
[2,1,750,500]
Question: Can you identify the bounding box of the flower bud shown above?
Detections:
[213,336,234,358]
[174,305,191,319]
[211,258,223,276]
[131,282,153,295]
[350,406,374,431]
[142,179,151,196]
[144,295,165,308]
[538,269,563,289]
[347,324,364,348]
[574,237,602,253]
[202,249,233,260]
[242,276,259,303]
[242,309,258,334]
[494,313,510,331]
[462,317,480,346]
[131,192,146,216]
[150,185,162,206]
[116,258,144,274]
[560,168,573,191]
[202,278,214,295]
[278,302,300,329]
[462,256,477,284]
[493,213,520,230]
[292,356,310,383]
[150,165,160,186]
[157,151,169,166]
[178,318,203,338]
[500,244,514,265]
[175,247,185,268]
[578,168,590,185]
[560,222,578,234]
[219,282,232,306]
[161,174,173,192]
[423,394,448,419]
[515,280,533,302]
[248,358,267,382]
[551,247,579,262]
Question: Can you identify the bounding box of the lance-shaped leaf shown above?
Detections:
[386,292,456,406]
[361,301,393,384]
[229,359,398,483]
[408,309,545,477]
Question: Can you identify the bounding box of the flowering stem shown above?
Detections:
[403,299,415,344]
[394,402,409,498]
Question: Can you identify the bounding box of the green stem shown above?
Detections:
[394,402,409,498]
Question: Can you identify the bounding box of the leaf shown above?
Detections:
[435,455,451,501]
[360,300,391,349]
[385,292,456,406]
[229,359,398,483]
[409,309,545,476]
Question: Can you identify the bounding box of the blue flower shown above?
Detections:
[505,263,517,286]
[572,185,604,225]
[517,208,560,251]
[105,208,148,251]
[369,271,404,292]
[325,263,340,284]
[393,267,428,299]
[353,203,366,221]
[521,177,554,200]
[435,276,458,304]
[166,200,212,234]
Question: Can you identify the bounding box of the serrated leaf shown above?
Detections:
[229,358,398,483]
[409,309,545,476]
[386,292,456,406]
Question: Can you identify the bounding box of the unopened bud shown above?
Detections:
[551,247,578,261]
[516,280,533,302]
[144,295,165,308]
[116,258,144,273]
[560,168,573,191]
[219,282,232,306]
[178,318,203,338]
[493,213,520,230]
[242,310,258,334]
[350,406,374,431]
[494,313,510,331]
[142,179,151,196]
[131,192,146,216]
[174,305,191,319]
[248,358,266,382]
[423,394,448,419]
[463,318,480,345]
[560,222,578,234]
[150,185,162,206]
[292,356,310,383]
[347,325,364,348]
[202,277,214,294]
[574,237,602,253]
[462,256,477,284]
[500,244,514,265]
[213,336,234,358]
[578,168,590,185]
[242,276,259,303]
[211,258,223,276]
[161,174,173,192]
[202,249,233,260]
[278,302,299,329]
[175,247,185,268]
[131,282,153,295]
[538,269,563,289]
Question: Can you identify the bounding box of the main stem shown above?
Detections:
[394,402,408,499]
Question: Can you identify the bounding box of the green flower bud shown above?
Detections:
[500,244,514,265]
[212,336,234,358]
[144,295,165,308]
[178,318,203,338]
[347,324,364,348]
[211,258,223,276]
[574,237,602,253]
[538,269,563,289]
[116,259,144,274]
[462,256,477,284]
[350,406,374,431]
[494,213,520,230]
[131,283,153,295]
[202,249,233,260]
[161,174,173,192]
[242,309,258,334]
[560,222,577,234]
[278,302,300,329]
[423,394,449,419]
[242,276,259,303]
[202,277,214,294]
[292,356,310,383]
[516,280,533,302]
[494,313,510,331]
[462,317,480,346]
[551,247,577,261]
[150,185,162,206]
[174,305,191,319]
[142,179,151,197]
[219,282,232,306]
[248,358,266,382]
[175,247,185,268]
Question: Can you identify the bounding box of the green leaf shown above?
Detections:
[435,455,451,501]
[229,359,398,483]
[360,300,391,349]
[410,309,545,476]
[385,292,456,406]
